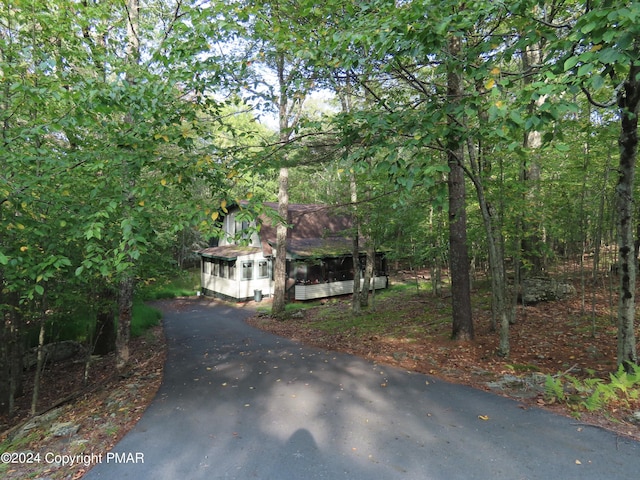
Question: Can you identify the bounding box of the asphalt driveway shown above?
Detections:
[85,298,640,480]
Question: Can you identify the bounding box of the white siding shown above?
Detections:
[201,252,273,301]
[294,276,388,301]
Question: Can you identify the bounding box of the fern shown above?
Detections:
[544,375,565,402]
[546,364,640,413]
[582,389,604,412]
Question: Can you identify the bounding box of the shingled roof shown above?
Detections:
[258,203,355,258]
[197,203,358,260]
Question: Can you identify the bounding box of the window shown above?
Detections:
[235,219,250,233]
[257,260,269,279]
[242,261,253,280]
[228,260,236,279]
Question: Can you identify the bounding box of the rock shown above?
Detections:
[50,421,80,437]
[631,411,640,424]
[291,310,305,319]
[486,374,525,390]
[11,408,64,442]
[520,277,576,304]
[23,340,87,370]
[485,373,547,399]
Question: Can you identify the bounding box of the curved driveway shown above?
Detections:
[85,299,640,480]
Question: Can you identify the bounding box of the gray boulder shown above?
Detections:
[520,277,576,304]
[50,421,80,437]
[23,340,86,370]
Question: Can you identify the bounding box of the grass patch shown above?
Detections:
[131,301,162,337]
[307,289,438,338]
[286,301,322,312]
[139,269,200,301]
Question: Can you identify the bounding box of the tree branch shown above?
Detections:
[580,82,623,109]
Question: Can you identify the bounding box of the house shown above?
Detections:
[197,202,388,302]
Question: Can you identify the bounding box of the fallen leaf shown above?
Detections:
[478,415,490,421]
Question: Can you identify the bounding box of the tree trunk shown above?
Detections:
[360,240,375,308]
[31,305,47,415]
[272,166,289,315]
[466,136,510,355]
[615,65,640,372]
[351,172,361,315]
[114,0,140,372]
[93,286,116,355]
[0,300,24,416]
[0,291,23,416]
[447,35,473,341]
[520,29,546,275]
[271,51,299,316]
[116,274,134,370]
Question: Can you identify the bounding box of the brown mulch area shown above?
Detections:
[246,276,640,442]
[0,325,165,480]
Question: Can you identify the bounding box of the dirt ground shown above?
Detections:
[1,272,639,479]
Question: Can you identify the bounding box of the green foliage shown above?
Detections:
[544,364,640,413]
[138,270,201,301]
[131,301,162,338]
[0,1,241,378]
[544,375,566,403]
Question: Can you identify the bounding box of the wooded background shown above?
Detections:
[1,0,638,415]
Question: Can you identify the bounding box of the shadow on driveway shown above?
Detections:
[85,298,640,480]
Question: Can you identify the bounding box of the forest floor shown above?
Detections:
[0,326,165,479]
[1,270,639,479]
